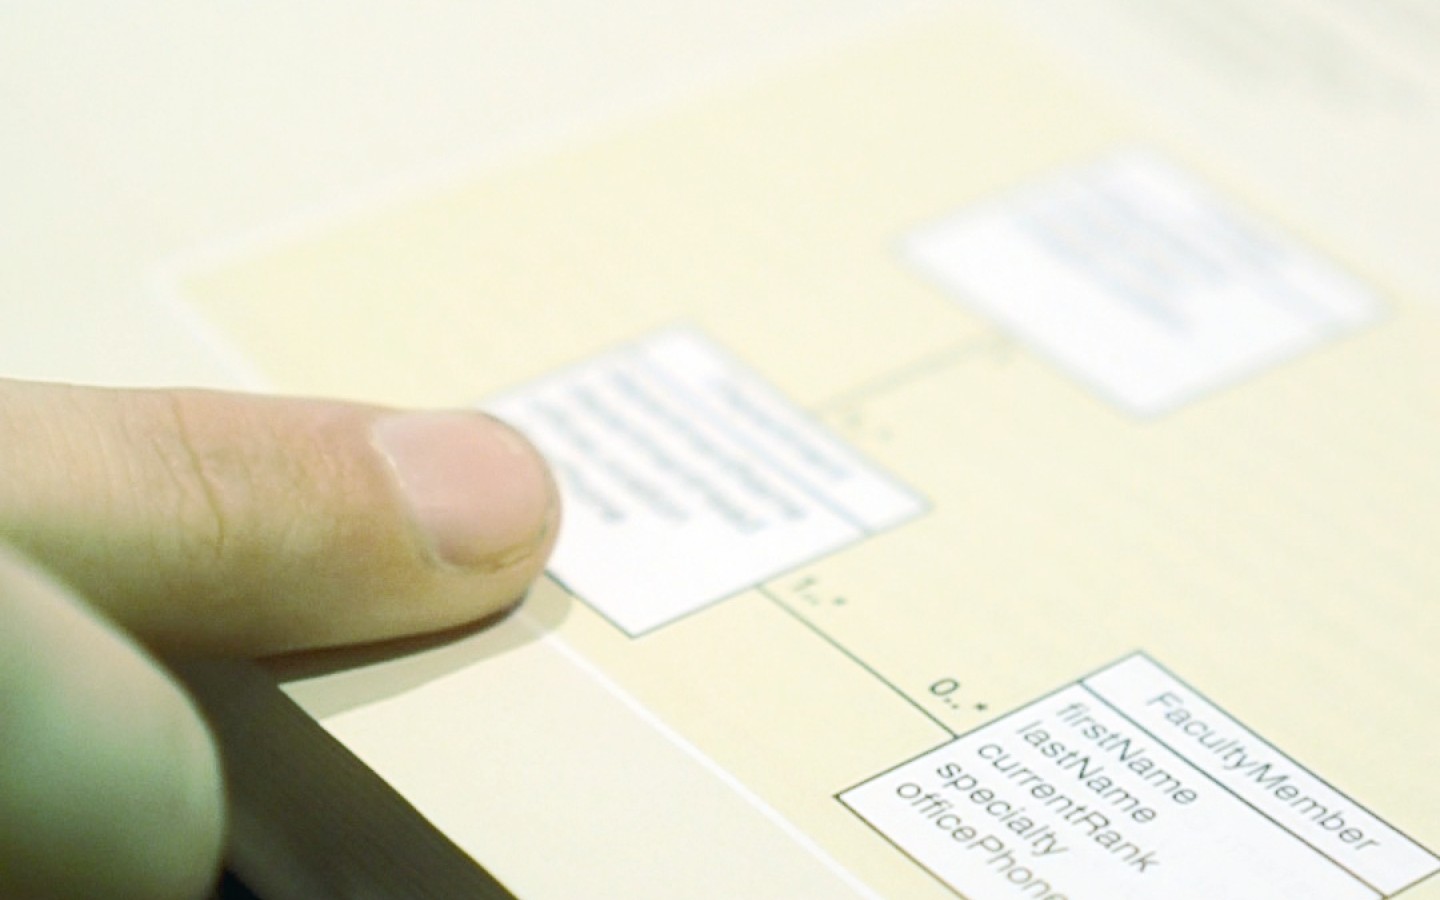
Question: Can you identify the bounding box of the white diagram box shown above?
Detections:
[904,151,1382,415]
[487,328,925,635]
[840,654,1437,900]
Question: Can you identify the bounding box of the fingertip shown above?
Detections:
[356,409,561,642]
[0,381,563,655]
[371,410,559,572]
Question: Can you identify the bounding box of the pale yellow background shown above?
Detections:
[180,8,1438,898]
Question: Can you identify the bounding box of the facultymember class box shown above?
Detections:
[840,653,1438,900]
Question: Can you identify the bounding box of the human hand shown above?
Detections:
[0,379,559,899]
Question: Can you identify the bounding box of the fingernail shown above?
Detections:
[371,411,556,569]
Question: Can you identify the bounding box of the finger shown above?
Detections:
[0,379,559,655]
[0,544,224,900]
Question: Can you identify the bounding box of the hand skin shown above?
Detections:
[0,378,560,900]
